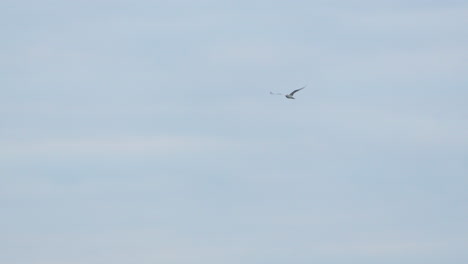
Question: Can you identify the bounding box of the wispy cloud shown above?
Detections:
[1,135,238,158]
[310,100,468,148]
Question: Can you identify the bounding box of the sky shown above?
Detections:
[1,0,467,263]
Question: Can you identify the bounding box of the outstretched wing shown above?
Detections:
[270,91,282,95]
[289,86,306,96]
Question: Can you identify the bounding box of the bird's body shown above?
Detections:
[270,86,306,99]
[284,86,305,99]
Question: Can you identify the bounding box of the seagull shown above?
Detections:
[270,86,306,99]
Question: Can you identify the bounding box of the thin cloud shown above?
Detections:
[1,135,239,157]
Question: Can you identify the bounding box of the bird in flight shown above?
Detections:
[270,86,306,99]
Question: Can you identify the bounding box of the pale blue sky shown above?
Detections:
[1,1,467,263]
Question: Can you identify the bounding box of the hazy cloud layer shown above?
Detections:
[1,1,467,264]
